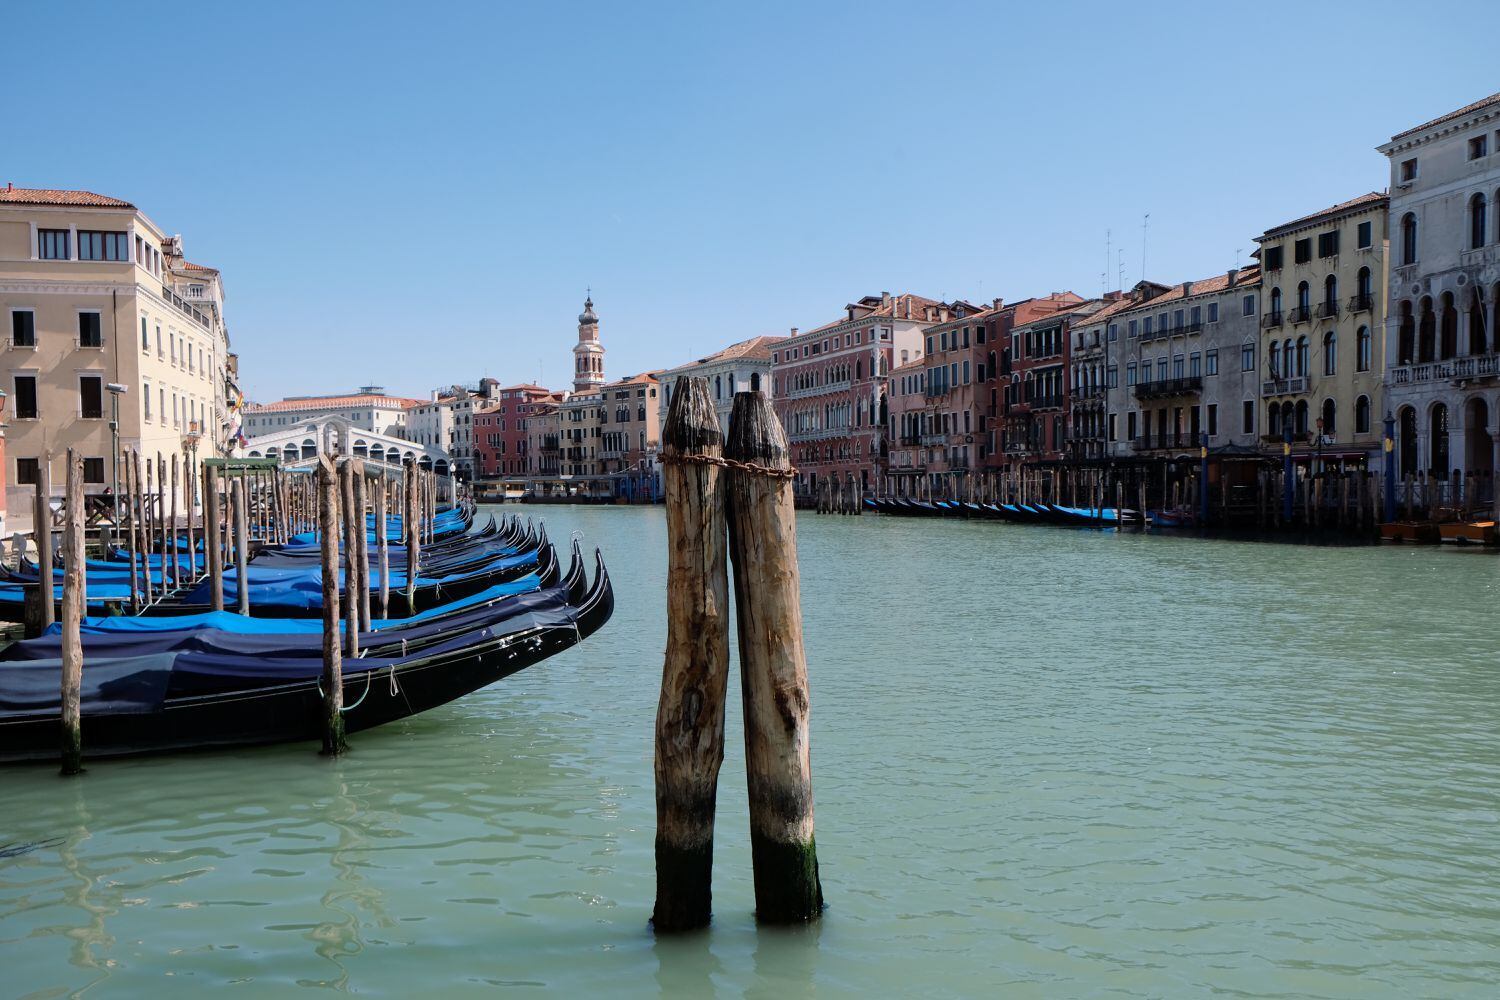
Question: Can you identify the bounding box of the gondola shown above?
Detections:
[0,550,614,762]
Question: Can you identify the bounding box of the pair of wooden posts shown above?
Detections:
[316,456,415,757]
[653,378,823,931]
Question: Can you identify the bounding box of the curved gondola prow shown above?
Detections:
[535,543,561,589]
[564,538,586,605]
[576,548,614,639]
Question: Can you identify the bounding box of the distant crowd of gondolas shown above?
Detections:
[859,497,1189,528]
[0,503,614,763]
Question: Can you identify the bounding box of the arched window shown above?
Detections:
[1294,399,1309,436]
[1323,274,1338,314]
[1282,400,1296,436]
[1323,331,1337,375]
[1399,406,1419,475]
[1401,213,1418,265]
[1268,341,1280,376]
[1398,301,1415,364]
[1355,395,1371,435]
[750,371,761,392]
[1269,401,1282,436]
[1431,402,1451,476]
[728,374,736,396]
[1472,192,1488,250]
[1356,266,1373,306]
[1296,281,1311,320]
[1357,325,1372,372]
[1284,338,1294,374]
[1440,292,1458,360]
[1296,336,1309,377]
[1270,286,1283,320]
[1321,397,1336,437]
[1418,297,1436,362]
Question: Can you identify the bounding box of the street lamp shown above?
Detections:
[182,423,202,525]
[106,383,127,522]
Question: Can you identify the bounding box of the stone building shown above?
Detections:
[657,334,783,436]
[0,185,235,533]
[1379,91,1500,487]
[1255,193,1388,468]
[474,383,552,481]
[1103,270,1263,459]
[245,387,420,439]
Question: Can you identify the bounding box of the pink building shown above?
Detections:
[474,383,554,480]
[771,293,945,498]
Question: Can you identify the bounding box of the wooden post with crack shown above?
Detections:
[652,376,730,932]
[318,454,347,755]
[725,389,824,924]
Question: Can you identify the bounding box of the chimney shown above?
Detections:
[5,182,11,193]
[790,327,798,336]
[1227,267,1239,286]
[1181,280,1193,297]
[882,291,892,308]
[992,297,1003,310]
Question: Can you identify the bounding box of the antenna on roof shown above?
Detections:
[1141,214,1150,282]
[1118,250,1125,291]
[1104,228,1111,296]
[1235,247,1242,270]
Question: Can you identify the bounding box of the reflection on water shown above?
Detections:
[3,506,1500,997]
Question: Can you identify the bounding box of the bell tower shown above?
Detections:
[573,292,605,394]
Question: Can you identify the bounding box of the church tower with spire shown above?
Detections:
[572,293,605,394]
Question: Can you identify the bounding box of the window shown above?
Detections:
[1296,336,1309,376]
[77,311,102,348]
[1143,317,1153,335]
[1127,410,1138,440]
[1317,230,1340,258]
[156,326,163,357]
[83,457,105,484]
[1401,213,1417,264]
[1207,302,1218,323]
[1323,332,1337,375]
[1189,352,1201,378]
[1471,193,1488,250]
[1400,158,1418,182]
[143,380,151,420]
[11,309,35,347]
[1128,319,1138,338]
[1355,395,1371,435]
[1108,413,1117,441]
[77,231,128,261]
[1173,354,1185,379]
[1357,220,1373,249]
[38,229,70,260]
[79,376,103,418]
[1242,399,1255,435]
[1263,245,1284,271]
[1294,238,1312,264]
[140,315,149,350]
[14,375,38,418]
[1126,362,1137,386]
[1470,135,1488,160]
[1108,323,1118,341]
[1107,365,1118,388]
[1206,349,1219,376]
[16,457,39,485]
[1207,404,1218,437]
[1242,294,1256,316]
[1357,325,1372,371]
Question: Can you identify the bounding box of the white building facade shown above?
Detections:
[657,335,783,435]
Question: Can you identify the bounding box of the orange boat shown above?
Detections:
[1438,520,1500,545]
[1379,521,1441,544]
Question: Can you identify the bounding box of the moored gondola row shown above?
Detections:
[0,454,614,766]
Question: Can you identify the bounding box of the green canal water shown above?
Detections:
[3,505,1499,997]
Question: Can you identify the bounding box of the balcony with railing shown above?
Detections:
[1133,375,1202,400]
[161,284,211,330]
[1316,300,1340,320]
[1390,354,1500,386]
[1026,394,1064,411]
[1261,376,1308,396]
[1289,305,1312,324]
[1132,435,1195,452]
[1347,292,1373,313]
[1261,310,1284,329]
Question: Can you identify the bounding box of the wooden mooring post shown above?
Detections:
[405,458,420,615]
[59,449,85,775]
[652,377,730,932]
[24,453,56,638]
[232,476,250,615]
[317,455,347,756]
[725,390,824,924]
[205,465,224,611]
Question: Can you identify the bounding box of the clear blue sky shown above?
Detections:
[7,1,1496,401]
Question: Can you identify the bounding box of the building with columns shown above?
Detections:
[657,334,783,436]
[1379,92,1500,491]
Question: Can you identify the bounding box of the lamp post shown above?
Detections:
[106,382,127,522]
[182,424,202,521]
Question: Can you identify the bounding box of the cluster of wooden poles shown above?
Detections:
[653,377,822,931]
[810,472,864,514]
[31,447,446,774]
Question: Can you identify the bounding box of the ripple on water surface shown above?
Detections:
[2,506,1499,998]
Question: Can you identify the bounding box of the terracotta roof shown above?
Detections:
[0,186,134,209]
[1390,92,1500,142]
[502,382,552,393]
[181,261,219,273]
[664,335,787,374]
[1111,267,1263,317]
[1260,192,1388,238]
[247,393,424,414]
[604,371,662,388]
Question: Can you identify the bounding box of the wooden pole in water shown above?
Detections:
[724,390,824,924]
[60,449,86,776]
[184,452,196,581]
[405,458,420,616]
[353,459,371,631]
[169,454,182,588]
[376,474,391,619]
[135,451,153,608]
[25,452,56,637]
[206,465,224,611]
[232,476,250,615]
[652,377,730,933]
[317,455,347,756]
[339,459,360,658]
[125,453,141,612]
